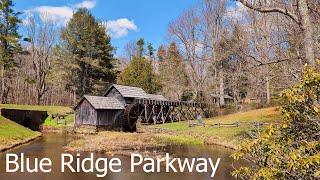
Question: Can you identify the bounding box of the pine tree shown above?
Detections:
[147,43,154,60]
[159,42,189,100]
[61,8,116,97]
[136,38,145,58]
[119,56,161,94]
[0,0,21,103]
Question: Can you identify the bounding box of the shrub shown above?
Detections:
[232,64,320,179]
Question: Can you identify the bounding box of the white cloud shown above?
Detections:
[24,0,96,25]
[103,18,138,38]
[75,0,96,9]
[24,1,137,38]
[226,2,247,21]
[28,6,73,24]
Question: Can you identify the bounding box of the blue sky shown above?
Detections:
[14,0,199,56]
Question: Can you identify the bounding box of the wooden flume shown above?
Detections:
[122,98,213,131]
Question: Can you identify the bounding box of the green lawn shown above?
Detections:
[0,104,72,114]
[0,115,41,151]
[150,107,282,148]
[43,114,75,128]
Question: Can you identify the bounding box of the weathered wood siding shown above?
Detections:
[105,87,126,105]
[97,110,123,128]
[75,99,97,126]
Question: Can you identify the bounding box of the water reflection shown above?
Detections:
[0,133,236,180]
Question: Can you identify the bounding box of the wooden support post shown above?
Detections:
[152,105,156,124]
[144,104,148,123]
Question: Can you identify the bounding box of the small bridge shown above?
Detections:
[0,109,48,131]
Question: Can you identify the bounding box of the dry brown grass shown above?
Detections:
[66,131,165,155]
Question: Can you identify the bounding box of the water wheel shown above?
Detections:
[123,104,142,132]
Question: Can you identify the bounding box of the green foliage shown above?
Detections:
[119,56,161,93]
[232,64,320,179]
[60,8,116,96]
[147,43,154,59]
[0,0,21,103]
[0,0,21,67]
[136,38,145,58]
[158,42,189,100]
[181,90,194,101]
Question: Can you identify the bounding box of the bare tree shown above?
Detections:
[238,0,316,66]
[25,14,57,105]
[200,0,228,106]
[124,40,138,60]
[168,7,210,101]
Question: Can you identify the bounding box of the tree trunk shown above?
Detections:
[0,65,9,104]
[73,90,77,105]
[37,93,41,105]
[219,67,225,107]
[297,0,315,66]
[1,65,4,103]
[266,76,270,105]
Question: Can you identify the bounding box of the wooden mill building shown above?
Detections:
[74,84,166,130]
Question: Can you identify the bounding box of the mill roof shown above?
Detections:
[74,95,125,110]
[104,84,150,99]
[105,84,169,101]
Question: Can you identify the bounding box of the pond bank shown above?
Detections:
[0,115,42,152]
[0,134,41,152]
[65,127,235,156]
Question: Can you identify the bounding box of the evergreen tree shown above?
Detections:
[136,38,145,58]
[147,43,154,60]
[157,45,166,62]
[119,56,161,94]
[0,0,21,103]
[159,42,189,100]
[61,8,116,96]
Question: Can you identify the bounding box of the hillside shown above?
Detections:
[0,115,41,151]
[150,107,282,148]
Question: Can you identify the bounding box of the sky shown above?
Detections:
[14,0,200,56]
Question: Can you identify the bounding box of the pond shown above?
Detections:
[0,133,238,180]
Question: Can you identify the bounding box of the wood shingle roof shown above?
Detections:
[104,84,168,101]
[75,95,125,110]
[105,84,150,99]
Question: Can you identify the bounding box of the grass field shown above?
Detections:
[150,107,282,148]
[0,104,72,114]
[0,115,41,151]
